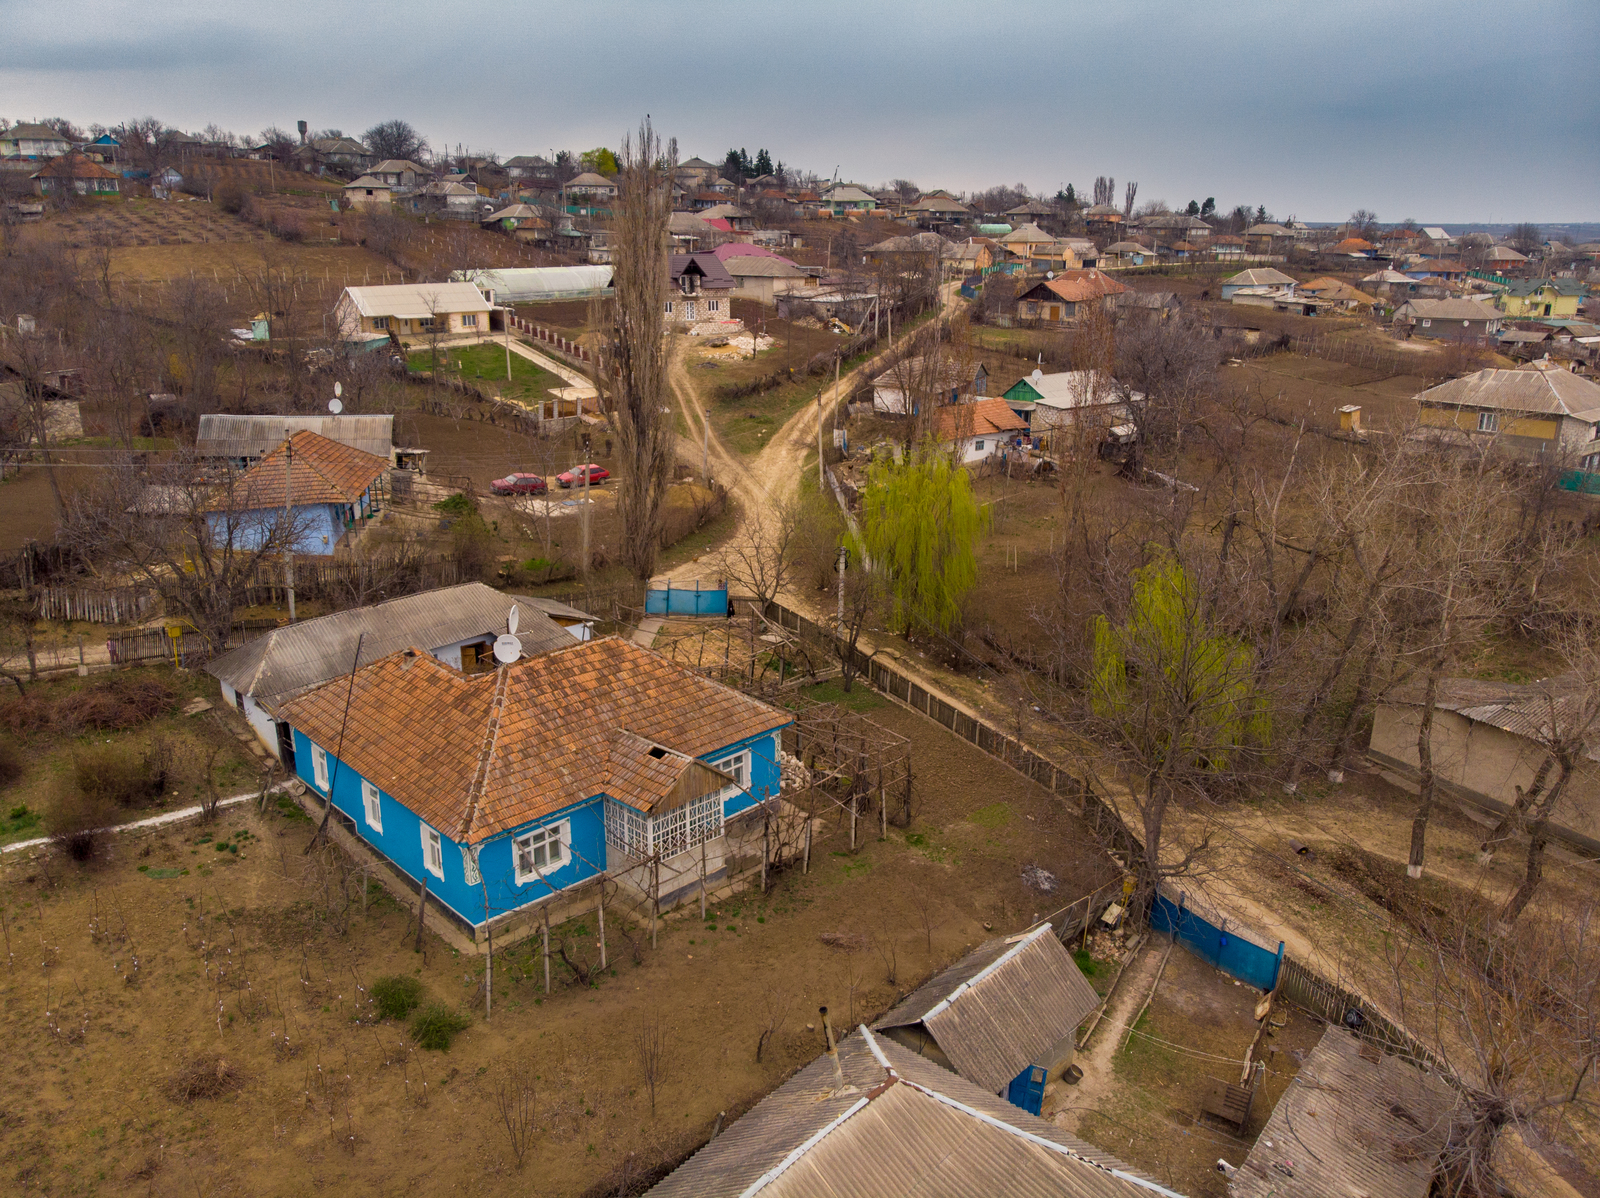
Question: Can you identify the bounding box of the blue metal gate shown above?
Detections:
[1150,893,1285,992]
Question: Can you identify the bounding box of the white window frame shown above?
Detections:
[664,300,674,314]
[1478,411,1498,433]
[708,299,720,312]
[311,743,328,791]
[361,779,382,833]
[421,825,444,879]
[714,749,751,793]
[462,313,478,327]
[372,316,388,331]
[513,820,570,884]
[1421,318,1431,328]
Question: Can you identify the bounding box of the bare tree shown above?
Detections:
[717,491,804,610]
[634,1009,667,1116]
[609,118,676,580]
[755,983,791,1063]
[490,1063,537,1169]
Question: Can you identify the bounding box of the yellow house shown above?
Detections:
[333,282,494,341]
[1413,360,1600,457]
[1495,278,1583,319]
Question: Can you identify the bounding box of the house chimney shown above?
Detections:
[820,1005,845,1089]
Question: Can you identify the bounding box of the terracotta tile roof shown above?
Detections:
[1037,269,1128,303]
[277,637,789,842]
[931,397,1028,443]
[209,430,388,511]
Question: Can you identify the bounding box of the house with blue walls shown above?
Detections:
[275,636,791,936]
[205,430,387,557]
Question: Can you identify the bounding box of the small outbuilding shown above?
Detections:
[873,924,1101,1114]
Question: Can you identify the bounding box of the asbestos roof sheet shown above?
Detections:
[196,414,393,463]
[340,281,491,318]
[1009,370,1140,410]
[647,1028,1173,1198]
[1390,673,1600,764]
[276,636,789,842]
[1414,364,1600,419]
[207,430,387,511]
[874,926,1102,1093]
[1225,267,1297,287]
[1230,1027,1453,1198]
[204,582,573,708]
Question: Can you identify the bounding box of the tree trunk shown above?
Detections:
[1284,613,1366,793]
[1408,659,1444,880]
[1478,755,1551,863]
[1496,760,1571,929]
[1326,641,1380,778]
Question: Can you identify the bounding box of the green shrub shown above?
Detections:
[432,492,476,517]
[74,742,166,808]
[215,184,245,215]
[410,1003,471,1051]
[372,974,424,1021]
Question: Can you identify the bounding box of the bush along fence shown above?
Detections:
[762,598,1451,1067]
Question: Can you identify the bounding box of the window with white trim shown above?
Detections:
[664,300,673,314]
[462,844,481,886]
[514,821,568,884]
[462,313,478,327]
[1421,319,1431,328]
[421,825,444,878]
[714,750,750,792]
[311,743,328,791]
[361,779,382,832]
[708,300,720,312]
[603,795,723,860]
[372,317,388,331]
[1478,411,1498,433]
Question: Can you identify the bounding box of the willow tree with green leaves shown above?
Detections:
[1087,551,1269,914]
[853,449,988,637]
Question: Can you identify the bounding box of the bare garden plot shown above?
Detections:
[1057,941,1323,1198]
[0,676,1123,1197]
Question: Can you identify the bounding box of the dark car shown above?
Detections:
[491,472,547,496]
[557,463,610,489]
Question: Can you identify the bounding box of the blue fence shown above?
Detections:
[645,580,729,616]
[1150,892,1285,992]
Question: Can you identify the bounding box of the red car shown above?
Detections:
[557,463,610,489]
[491,472,547,496]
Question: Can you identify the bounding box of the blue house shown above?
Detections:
[276,636,792,937]
[205,429,387,556]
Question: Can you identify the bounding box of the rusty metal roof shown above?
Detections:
[204,582,572,708]
[1229,1027,1454,1198]
[874,925,1102,1093]
[647,1027,1178,1198]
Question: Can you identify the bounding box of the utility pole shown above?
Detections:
[284,431,296,622]
[504,310,512,383]
[837,544,846,628]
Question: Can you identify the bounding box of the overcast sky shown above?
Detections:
[3,0,1595,223]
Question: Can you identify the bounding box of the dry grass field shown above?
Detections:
[0,675,1115,1197]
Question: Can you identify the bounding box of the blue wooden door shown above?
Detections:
[1007,1064,1046,1115]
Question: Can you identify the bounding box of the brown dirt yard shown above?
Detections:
[0,673,1117,1197]
[1055,939,1324,1198]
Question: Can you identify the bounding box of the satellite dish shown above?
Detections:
[493,634,522,665]
[328,397,343,414]
[1032,369,1043,382]
[507,605,520,635]
[1046,270,1054,279]
[334,382,343,398]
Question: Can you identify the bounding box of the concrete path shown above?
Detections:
[632,617,665,649]
[2,783,291,855]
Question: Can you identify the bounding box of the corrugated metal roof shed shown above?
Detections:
[204,582,571,708]
[874,926,1102,1093]
[648,1028,1175,1198]
[1229,1027,1454,1198]
[1391,673,1600,764]
[196,414,394,463]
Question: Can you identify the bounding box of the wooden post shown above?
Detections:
[542,909,551,995]
[413,879,428,954]
[699,840,707,919]
[651,857,660,950]
[850,795,857,851]
[482,880,494,1021]
[597,883,607,970]
[880,775,888,840]
[761,807,770,894]
[804,811,812,874]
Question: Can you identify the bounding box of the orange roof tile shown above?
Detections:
[930,397,1028,443]
[277,637,789,842]
[209,430,388,511]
